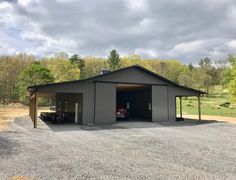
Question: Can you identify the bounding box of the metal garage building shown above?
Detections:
[28,65,206,128]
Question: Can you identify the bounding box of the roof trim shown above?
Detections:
[27,65,207,94]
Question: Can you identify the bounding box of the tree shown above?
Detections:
[47,59,80,82]
[208,66,223,85]
[203,74,213,93]
[69,54,85,79]
[120,54,142,67]
[226,54,236,66]
[0,53,35,104]
[220,68,233,87]
[198,57,215,91]
[152,60,186,83]
[107,49,121,70]
[199,57,212,71]
[17,62,54,104]
[188,63,193,71]
[83,56,106,78]
[155,62,168,77]
[54,52,69,61]
[178,73,193,87]
[0,52,235,104]
[229,64,236,101]
[229,79,236,102]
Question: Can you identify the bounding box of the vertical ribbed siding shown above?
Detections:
[152,85,169,122]
[95,82,116,124]
[81,83,94,124]
[94,68,168,84]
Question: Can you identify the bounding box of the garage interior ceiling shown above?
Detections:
[37,92,55,98]
[116,84,150,92]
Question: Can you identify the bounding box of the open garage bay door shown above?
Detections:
[117,84,152,121]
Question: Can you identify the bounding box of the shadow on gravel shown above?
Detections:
[42,119,221,132]
[0,135,20,157]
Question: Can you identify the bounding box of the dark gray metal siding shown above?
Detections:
[37,82,94,125]
[34,68,202,124]
[92,68,169,85]
[95,82,116,124]
[152,86,169,122]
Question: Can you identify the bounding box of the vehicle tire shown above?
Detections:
[51,115,57,124]
[56,115,64,124]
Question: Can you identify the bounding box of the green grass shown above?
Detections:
[176,85,236,117]
[176,96,236,117]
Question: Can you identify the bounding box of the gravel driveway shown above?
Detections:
[0,117,236,179]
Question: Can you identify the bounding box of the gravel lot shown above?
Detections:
[0,117,236,179]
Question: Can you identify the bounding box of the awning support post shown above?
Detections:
[75,103,78,124]
[33,93,38,128]
[179,97,182,118]
[198,96,201,121]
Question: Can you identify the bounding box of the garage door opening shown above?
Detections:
[55,93,83,124]
[116,83,152,121]
[39,93,83,125]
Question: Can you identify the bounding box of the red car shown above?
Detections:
[116,106,129,119]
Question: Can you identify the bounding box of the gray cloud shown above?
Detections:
[2,0,17,3]
[0,0,236,63]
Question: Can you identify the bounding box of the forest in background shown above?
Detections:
[0,50,236,106]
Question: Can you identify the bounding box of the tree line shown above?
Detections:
[0,50,235,105]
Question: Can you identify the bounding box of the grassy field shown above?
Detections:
[177,86,236,117]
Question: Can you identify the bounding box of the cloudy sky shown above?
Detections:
[0,0,236,63]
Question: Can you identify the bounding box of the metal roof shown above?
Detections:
[27,65,207,94]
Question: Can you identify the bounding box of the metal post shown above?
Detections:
[33,93,38,128]
[198,96,201,121]
[29,97,32,119]
[29,97,31,117]
[180,97,182,118]
[75,103,78,124]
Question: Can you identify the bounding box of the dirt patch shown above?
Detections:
[0,108,28,131]
[0,107,52,131]
[7,103,27,109]
[183,114,236,123]
[11,176,35,180]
